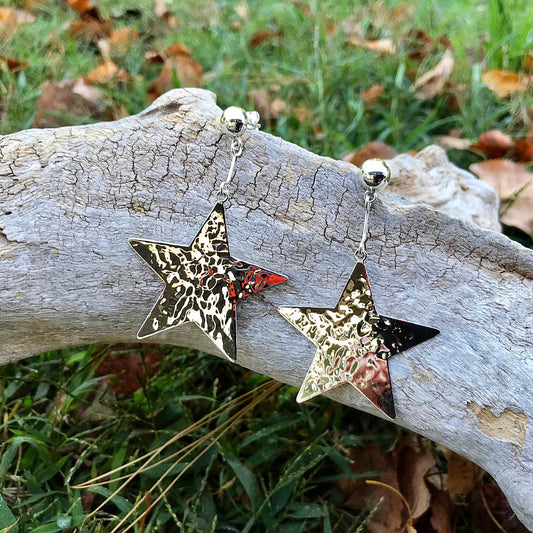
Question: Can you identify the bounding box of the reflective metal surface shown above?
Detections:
[279,261,439,419]
[130,203,287,362]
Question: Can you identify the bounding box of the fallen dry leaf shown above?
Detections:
[340,444,405,533]
[343,141,398,167]
[67,0,110,41]
[15,8,35,23]
[397,435,436,519]
[472,129,512,158]
[147,44,203,100]
[512,138,533,162]
[0,55,29,72]
[84,59,129,84]
[469,485,530,533]
[427,484,452,533]
[109,27,139,55]
[93,344,162,395]
[67,0,103,20]
[0,8,19,39]
[438,446,483,495]
[371,1,414,29]
[247,89,287,125]
[346,36,396,55]
[411,49,454,100]
[249,28,283,48]
[482,69,530,98]
[362,85,385,107]
[154,0,179,28]
[436,135,472,150]
[470,159,533,235]
[33,78,107,128]
[405,29,434,61]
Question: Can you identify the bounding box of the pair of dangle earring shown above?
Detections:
[279,160,440,419]
[130,107,439,419]
[129,107,287,362]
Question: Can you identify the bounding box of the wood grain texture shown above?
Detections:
[1,88,532,529]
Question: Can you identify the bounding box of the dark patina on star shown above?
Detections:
[279,261,439,419]
[130,203,286,362]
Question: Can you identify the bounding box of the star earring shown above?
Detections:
[279,159,439,419]
[129,107,287,362]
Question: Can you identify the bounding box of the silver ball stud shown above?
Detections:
[221,106,248,136]
[360,158,391,189]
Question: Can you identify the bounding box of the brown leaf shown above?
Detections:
[84,59,129,84]
[0,55,29,72]
[109,27,139,55]
[470,159,533,235]
[69,19,110,41]
[67,0,104,21]
[67,0,110,41]
[144,49,166,64]
[346,36,396,55]
[512,138,533,162]
[93,344,162,395]
[427,484,452,533]
[33,78,107,128]
[469,485,530,533]
[472,129,512,158]
[436,135,472,150]
[340,444,405,533]
[0,8,19,39]
[154,0,179,28]
[397,435,436,519]
[362,85,385,107]
[482,69,530,98]
[405,29,434,61]
[15,9,35,23]
[247,89,286,126]
[411,49,454,100]
[249,28,283,48]
[164,43,192,57]
[147,47,203,100]
[437,446,483,495]
[343,141,398,167]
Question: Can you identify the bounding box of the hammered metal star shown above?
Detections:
[130,203,286,362]
[279,261,439,418]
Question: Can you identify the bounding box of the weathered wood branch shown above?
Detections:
[1,88,532,528]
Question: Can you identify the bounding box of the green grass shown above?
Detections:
[0,347,396,532]
[1,0,533,531]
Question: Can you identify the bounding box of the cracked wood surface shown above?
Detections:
[1,88,532,529]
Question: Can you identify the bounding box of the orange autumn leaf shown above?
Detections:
[472,129,512,158]
[482,69,530,98]
[346,36,396,55]
[147,44,203,100]
[411,48,454,100]
[0,55,29,72]
[249,28,283,48]
[362,84,385,107]
[67,0,104,21]
[512,138,533,162]
[343,141,398,167]
[109,27,139,55]
[84,59,129,84]
[470,159,533,235]
[33,78,107,128]
[0,8,19,39]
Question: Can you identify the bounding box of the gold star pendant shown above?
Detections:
[130,203,287,362]
[279,261,439,419]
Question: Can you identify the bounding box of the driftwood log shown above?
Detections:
[1,88,532,529]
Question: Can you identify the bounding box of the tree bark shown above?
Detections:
[1,88,532,529]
